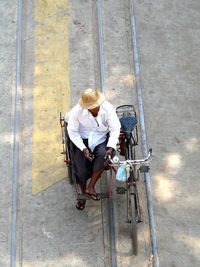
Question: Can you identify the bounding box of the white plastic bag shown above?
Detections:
[116,164,127,182]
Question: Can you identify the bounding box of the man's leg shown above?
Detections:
[85,141,107,197]
[85,168,104,194]
[73,141,92,187]
[72,143,93,207]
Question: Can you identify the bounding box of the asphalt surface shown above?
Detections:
[135,1,200,266]
[0,0,200,267]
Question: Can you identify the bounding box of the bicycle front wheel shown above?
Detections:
[130,193,138,255]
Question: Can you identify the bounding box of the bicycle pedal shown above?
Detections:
[99,192,109,199]
[116,187,126,194]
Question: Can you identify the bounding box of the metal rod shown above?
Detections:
[97,0,106,95]
[107,197,117,267]
[10,1,23,266]
[96,0,117,266]
[129,0,160,266]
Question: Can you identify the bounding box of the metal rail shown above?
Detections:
[129,0,160,266]
[97,0,106,94]
[10,0,23,267]
[96,0,117,266]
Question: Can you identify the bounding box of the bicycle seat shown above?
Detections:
[120,116,137,133]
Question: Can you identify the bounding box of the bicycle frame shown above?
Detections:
[109,147,152,255]
[109,148,153,166]
[109,148,152,223]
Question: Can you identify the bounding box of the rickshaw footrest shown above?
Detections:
[77,192,109,200]
[116,187,126,194]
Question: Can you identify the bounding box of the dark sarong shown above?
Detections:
[72,139,107,185]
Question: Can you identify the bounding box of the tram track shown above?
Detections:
[129,1,159,266]
[96,1,117,266]
[95,0,159,266]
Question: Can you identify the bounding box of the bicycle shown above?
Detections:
[110,105,152,255]
[59,105,152,255]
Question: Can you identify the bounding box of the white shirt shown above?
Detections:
[67,101,121,152]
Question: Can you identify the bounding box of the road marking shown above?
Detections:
[32,0,70,194]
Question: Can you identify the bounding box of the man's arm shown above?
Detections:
[68,114,95,160]
[105,102,121,151]
[67,111,86,152]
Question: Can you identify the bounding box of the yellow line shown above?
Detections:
[32,0,70,195]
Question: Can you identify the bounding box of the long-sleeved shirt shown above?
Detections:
[67,101,121,152]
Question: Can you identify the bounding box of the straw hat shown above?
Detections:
[79,88,105,109]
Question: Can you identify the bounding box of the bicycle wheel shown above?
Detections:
[64,122,75,185]
[126,140,139,255]
[130,193,138,255]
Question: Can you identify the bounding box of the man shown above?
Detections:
[67,88,121,210]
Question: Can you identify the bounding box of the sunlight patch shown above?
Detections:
[154,174,177,202]
[185,137,199,152]
[165,153,182,175]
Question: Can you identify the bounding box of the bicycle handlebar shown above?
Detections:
[109,148,153,166]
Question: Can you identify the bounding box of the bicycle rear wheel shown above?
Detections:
[64,122,75,185]
[130,193,138,255]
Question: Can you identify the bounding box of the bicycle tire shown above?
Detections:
[126,140,139,255]
[67,160,74,185]
[130,193,138,255]
[64,122,75,185]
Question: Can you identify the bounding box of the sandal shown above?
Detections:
[84,192,100,201]
[76,200,86,210]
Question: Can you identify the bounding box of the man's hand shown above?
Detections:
[83,148,94,161]
[105,147,115,158]
[104,147,115,163]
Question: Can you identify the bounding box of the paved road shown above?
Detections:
[0,0,199,267]
[135,0,200,266]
